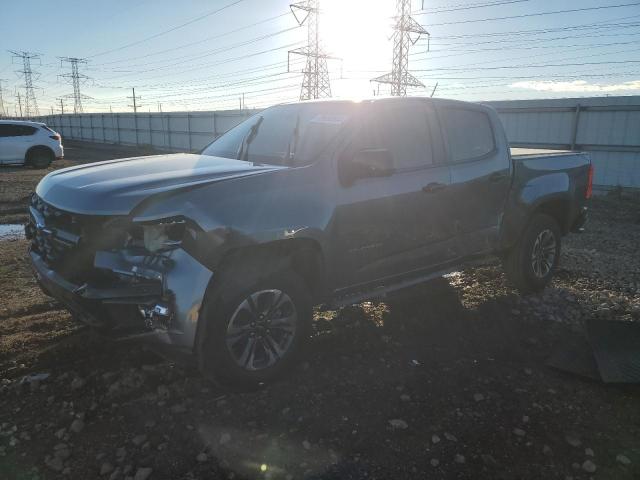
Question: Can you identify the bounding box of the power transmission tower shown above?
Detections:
[9,50,41,116]
[59,57,90,114]
[372,0,429,96]
[288,0,335,100]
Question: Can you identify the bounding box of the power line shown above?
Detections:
[288,0,334,100]
[420,2,640,26]
[89,0,249,58]
[412,59,640,73]
[93,12,291,67]
[372,0,429,96]
[415,0,530,14]
[94,26,299,74]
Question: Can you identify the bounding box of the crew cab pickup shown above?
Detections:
[27,97,592,386]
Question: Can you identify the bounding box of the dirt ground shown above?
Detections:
[0,141,159,224]
[1,143,639,480]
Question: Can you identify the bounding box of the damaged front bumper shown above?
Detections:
[30,247,213,350]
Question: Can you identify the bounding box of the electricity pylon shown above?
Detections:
[59,57,90,114]
[9,50,41,116]
[288,0,335,100]
[372,0,429,96]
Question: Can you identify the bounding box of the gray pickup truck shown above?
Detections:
[27,97,592,386]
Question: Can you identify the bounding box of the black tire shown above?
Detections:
[27,147,54,169]
[503,213,561,293]
[197,268,312,389]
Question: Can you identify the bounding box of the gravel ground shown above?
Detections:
[1,143,639,479]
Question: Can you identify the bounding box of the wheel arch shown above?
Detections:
[213,238,327,301]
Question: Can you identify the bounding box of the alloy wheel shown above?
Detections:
[530,229,556,278]
[225,289,297,371]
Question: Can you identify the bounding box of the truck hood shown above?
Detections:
[36,153,286,215]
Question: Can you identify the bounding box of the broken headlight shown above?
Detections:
[129,217,187,253]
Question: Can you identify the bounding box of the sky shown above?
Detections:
[1,0,639,114]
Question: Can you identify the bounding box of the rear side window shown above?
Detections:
[356,102,434,169]
[0,124,37,137]
[20,125,37,136]
[41,125,55,133]
[439,107,495,162]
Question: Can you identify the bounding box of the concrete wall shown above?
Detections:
[485,96,640,189]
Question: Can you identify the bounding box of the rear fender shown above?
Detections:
[500,173,573,250]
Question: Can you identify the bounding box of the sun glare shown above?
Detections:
[322,0,395,98]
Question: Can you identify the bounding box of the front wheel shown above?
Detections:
[503,214,561,293]
[197,269,312,389]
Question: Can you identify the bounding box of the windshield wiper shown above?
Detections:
[285,114,300,166]
[236,115,263,161]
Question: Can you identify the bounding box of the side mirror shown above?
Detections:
[339,148,395,185]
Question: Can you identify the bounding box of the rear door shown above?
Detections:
[435,104,511,256]
[0,124,34,164]
[330,99,456,289]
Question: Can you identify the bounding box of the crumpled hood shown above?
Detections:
[36,153,286,215]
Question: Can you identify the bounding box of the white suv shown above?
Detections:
[0,120,64,168]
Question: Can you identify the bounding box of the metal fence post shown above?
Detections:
[187,113,192,152]
[116,114,121,144]
[571,104,581,150]
[149,113,152,147]
[167,114,172,151]
[90,115,94,142]
[212,112,217,138]
[134,112,139,146]
[101,114,106,143]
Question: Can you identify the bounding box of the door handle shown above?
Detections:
[422,182,446,193]
[489,171,508,182]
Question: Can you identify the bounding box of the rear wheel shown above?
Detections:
[197,269,312,389]
[27,147,54,169]
[503,214,561,293]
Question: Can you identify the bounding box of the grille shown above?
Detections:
[27,195,126,282]
[27,195,82,267]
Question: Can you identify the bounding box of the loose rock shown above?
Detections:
[100,462,114,476]
[70,419,85,433]
[134,467,153,480]
[616,454,631,466]
[388,419,408,430]
[582,460,597,473]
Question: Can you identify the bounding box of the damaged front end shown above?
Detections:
[26,194,213,350]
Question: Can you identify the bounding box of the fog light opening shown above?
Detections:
[139,302,173,330]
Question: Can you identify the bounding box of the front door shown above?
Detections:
[329,99,456,290]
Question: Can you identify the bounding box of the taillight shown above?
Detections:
[50,134,60,141]
[585,164,594,199]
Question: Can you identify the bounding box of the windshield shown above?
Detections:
[201,103,353,166]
